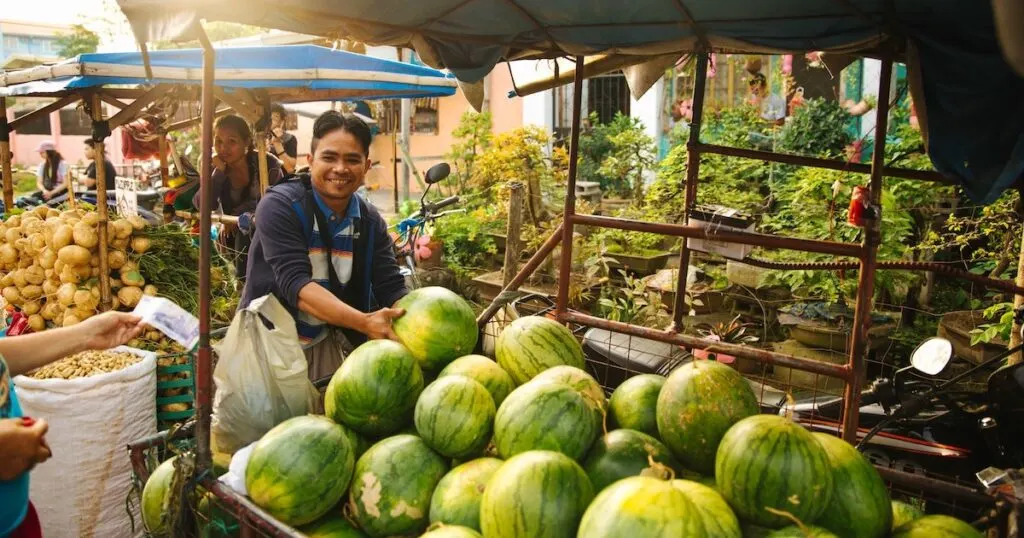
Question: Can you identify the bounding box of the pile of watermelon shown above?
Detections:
[141,286,986,538]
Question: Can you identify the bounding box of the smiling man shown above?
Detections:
[239,111,408,383]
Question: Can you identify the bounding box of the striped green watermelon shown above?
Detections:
[608,374,665,437]
[245,416,355,526]
[325,340,424,437]
[420,525,483,537]
[495,316,585,385]
[337,422,371,461]
[767,526,840,537]
[715,415,834,528]
[891,500,925,530]
[142,457,177,535]
[438,355,516,406]
[348,434,449,537]
[742,522,776,538]
[531,365,606,425]
[393,287,479,371]
[657,359,759,474]
[493,381,598,461]
[582,429,683,492]
[813,432,892,538]
[672,479,742,538]
[480,451,594,538]
[577,476,705,537]
[415,376,496,458]
[891,515,983,538]
[300,513,368,537]
[429,458,503,532]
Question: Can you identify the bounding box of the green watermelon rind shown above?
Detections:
[415,376,496,459]
[890,500,925,531]
[480,451,594,538]
[576,476,705,537]
[438,355,516,406]
[142,457,178,535]
[348,434,450,537]
[891,515,984,538]
[493,381,599,461]
[299,513,368,538]
[671,479,742,538]
[715,414,834,529]
[393,287,479,372]
[429,458,504,532]
[325,339,425,437]
[657,360,759,475]
[495,316,585,385]
[766,525,841,537]
[245,416,356,527]
[608,374,665,438]
[420,525,483,537]
[582,429,683,493]
[812,432,892,538]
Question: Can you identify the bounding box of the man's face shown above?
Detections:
[271,112,285,130]
[308,129,369,205]
[84,145,95,160]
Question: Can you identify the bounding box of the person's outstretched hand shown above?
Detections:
[77,312,147,351]
[362,307,405,341]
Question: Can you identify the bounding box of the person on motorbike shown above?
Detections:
[193,114,283,280]
[33,141,68,203]
[239,110,407,389]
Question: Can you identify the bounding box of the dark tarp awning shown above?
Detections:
[115,0,1024,204]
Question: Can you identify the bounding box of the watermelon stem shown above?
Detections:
[783,392,796,421]
[645,454,676,481]
[764,507,811,536]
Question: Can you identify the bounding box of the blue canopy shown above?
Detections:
[113,0,1023,203]
[0,45,457,101]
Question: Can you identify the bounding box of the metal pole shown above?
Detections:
[841,56,893,443]
[0,98,12,212]
[196,26,216,468]
[555,56,586,315]
[90,94,112,311]
[477,223,564,327]
[670,51,709,331]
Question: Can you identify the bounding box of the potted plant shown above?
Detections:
[693,315,759,366]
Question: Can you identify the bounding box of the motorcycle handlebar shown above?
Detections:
[428,195,460,213]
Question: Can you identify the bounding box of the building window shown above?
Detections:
[373,99,439,135]
[59,108,92,136]
[3,36,19,51]
[587,71,631,125]
[13,109,51,135]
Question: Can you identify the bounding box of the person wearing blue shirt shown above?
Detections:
[0,312,145,537]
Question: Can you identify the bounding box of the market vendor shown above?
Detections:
[0,312,146,538]
[239,110,406,382]
[194,114,284,280]
[269,103,298,176]
[33,141,68,202]
[80,139,117,192]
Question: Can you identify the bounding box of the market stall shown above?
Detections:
[110,1,1024,536]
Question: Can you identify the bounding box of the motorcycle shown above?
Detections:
[390,162,463,290]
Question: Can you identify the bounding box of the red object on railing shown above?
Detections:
[848,185,869,227]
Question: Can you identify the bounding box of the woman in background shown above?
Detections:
[33,141,68,202]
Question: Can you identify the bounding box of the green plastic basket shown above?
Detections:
[156,351,196,429]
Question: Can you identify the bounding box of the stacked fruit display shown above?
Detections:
[142,286,985,538]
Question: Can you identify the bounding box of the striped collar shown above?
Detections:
[311,190,362,225]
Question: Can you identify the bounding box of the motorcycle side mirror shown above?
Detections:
[425,163,451,184]
[910,337,953,376]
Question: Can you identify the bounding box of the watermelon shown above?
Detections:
[325,339,424,437]
[429,458,503,531]
[142,457,177,535]
[577,476,705,537]
[582,429,683,492]
[480,451,594,538]
[672,479,742,538]
[415,376,495,458]
[657,359,759,474]
[348,434,449,537]
[245,415,355,526]
[493,381,598,461]
[608,374,665,437]
[891,515,983,538]
[891,500,925,530]
[495,316,585,385]
[438,355,516,406]
[812,432,892,538]
[531,365,606,424]
[767,526,840,537]
[421,525,483,538]
[392,286,479,371]
[715,415,834,528]
[338,422,372,461]
[300,513,368,537]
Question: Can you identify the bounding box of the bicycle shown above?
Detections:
[391,162,464,290]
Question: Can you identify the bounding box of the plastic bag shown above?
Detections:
[210,294,317,457]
